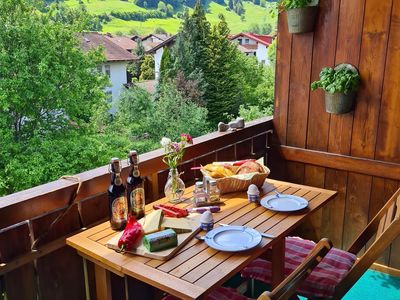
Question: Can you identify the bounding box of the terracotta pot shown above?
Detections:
[286,6,318,34]
[324,92,356,114]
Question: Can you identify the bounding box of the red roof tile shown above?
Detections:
[230,32,274,46]
[81,32,136,62]
[106,34,138,52]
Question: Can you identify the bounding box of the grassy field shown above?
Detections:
[64,0,276,35]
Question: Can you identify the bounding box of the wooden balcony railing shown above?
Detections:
[0,116,273,300]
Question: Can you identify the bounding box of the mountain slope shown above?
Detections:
[64,0,276,34]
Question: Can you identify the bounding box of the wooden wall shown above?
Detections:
[272,0,400,269]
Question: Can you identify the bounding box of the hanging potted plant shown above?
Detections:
[311,64,361,114]
[279,0,319,34]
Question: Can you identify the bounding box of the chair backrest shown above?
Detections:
[333,187,400,299]
[257,238,333,300]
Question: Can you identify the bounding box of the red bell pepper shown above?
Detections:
[153,204,188,218]
[117,215,143,252]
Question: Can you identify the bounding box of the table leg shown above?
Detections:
[82,258,91,300]
[94,264,112,300]
[271,238,285,288]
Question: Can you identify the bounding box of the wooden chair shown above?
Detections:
[331,187,400,298]
[258,238,333,300]
[243,187,400,299]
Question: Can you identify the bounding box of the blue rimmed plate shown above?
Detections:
[204,225,262,252]
[261,194,308,212]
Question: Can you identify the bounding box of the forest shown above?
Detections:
[0,0,275,196]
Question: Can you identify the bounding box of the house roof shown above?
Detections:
[106,34,138,52]
[141,34,171,42]
[81,32,136,62]
[146,35,177,54]
[230,32,274,46]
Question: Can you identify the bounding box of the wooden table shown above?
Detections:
[66,179,336,300]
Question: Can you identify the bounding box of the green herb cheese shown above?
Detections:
[143,229,178,252]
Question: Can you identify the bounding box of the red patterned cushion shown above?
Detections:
[241,237,356,299]
[163,287,251,300]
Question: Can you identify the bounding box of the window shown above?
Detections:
[245,39,250,44]
[238,39,242,45]
[105,65,111,78]
[97,65,103,73]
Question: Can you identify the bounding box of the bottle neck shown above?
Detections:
[112,172,123,186]
[129,164,140,178]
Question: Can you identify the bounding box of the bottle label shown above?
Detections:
[112,197,128,221]
[130,188,145,213]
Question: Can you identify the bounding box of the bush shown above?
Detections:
[110,10,167,22]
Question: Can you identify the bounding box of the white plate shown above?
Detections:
[204,226,262,252]
[260,194,308,212]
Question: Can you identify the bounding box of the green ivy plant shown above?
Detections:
[311,67,360,95]
[280,0,313,10]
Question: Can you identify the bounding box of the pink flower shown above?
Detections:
[180,133,193,144]
[171,142,181,152]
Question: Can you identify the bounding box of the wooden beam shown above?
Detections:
[278,146,400,180]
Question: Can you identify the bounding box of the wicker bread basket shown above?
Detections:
[201,164,270,194]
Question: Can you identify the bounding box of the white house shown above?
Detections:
[133,34,171,52]
[81,33,137,112]
[230,33,274,65]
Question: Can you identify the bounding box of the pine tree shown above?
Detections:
[159,46,173,83]
[205,15,241,126]
[172,1,210,77]
[228,0,233,9]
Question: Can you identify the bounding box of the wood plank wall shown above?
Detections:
[272,0,400,269]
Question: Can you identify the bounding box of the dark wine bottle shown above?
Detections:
[108,158,128,230]
[126,151,145,219]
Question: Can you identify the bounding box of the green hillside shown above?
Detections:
[64,0,276,35]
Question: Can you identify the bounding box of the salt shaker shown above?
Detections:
[247,184,260,204]
[200,211,214,231]
[193,181,208,207]
[208,180,220,203]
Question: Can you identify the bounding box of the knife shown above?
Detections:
[219,223,275,239]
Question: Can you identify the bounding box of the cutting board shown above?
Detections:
[106,213,201,260]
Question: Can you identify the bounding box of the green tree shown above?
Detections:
[157,1,167,13]
[139,55,155,81]
[0,0,107,142]
[150,82,209,139]
[205,15,242,126]
[0,0,108,195]
[48,2,103,31]
[172,1,211,78]
[129,39,146,80]
[160,47,173,82]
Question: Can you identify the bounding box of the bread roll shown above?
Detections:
[236,161,264,175]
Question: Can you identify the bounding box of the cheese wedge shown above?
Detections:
[142,210,163,234]
[161,217,192,234]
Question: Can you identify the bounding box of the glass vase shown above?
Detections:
[164,168,185,203]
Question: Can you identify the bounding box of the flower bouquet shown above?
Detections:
[161,134,193,203]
